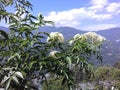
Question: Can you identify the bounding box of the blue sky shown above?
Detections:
[1,0,120,31]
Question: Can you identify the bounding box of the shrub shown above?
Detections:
[42,77,69,90]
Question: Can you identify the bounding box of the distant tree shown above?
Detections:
[94,66,120,90]
[94,66,110,81]
[94,66,120,81]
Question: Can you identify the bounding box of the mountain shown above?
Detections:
[97,27,120,41]
[0,26,120,65]
[96,28,120,65]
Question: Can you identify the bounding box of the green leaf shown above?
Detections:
[21,40,29,46]
[0,30,9,40]
[29,14,37,20]
[45,21,54,26]
[5,78,11,90]
[8,53,20,61]
[12,76,19,84]
[1,76,9,85]
[63,71,69,80]
[66,57,72,69]
[28,61,37,70]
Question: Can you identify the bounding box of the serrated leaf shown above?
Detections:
[15,71,24,79]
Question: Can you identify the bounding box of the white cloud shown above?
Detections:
[45,8,112,28]
[44,9,87,27]
[90,0,108,10]
[91,0,108,6]
[91,14,112,21]
[106,2,120,13]
[81,24,119,31]
[44,0,119,31]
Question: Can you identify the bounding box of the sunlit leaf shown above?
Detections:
[8,53,20,61]
[12,75,19,84]
[15,71,24,79]
[28,61,37,70]
[1,76,9,85]
[5,78,11,90]
[66,57,72,69]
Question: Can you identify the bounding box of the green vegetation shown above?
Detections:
[94,66,120,89]
[41,65,120,90]
[0,0,105,90]
[42,77,69,90]
[94,66,120,81]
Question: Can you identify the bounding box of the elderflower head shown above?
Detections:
[69,34,85,45]
[47,32,64,43]
[68,34,81,45]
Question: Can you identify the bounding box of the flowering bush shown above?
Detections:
[69,32,105,50]
[47,32,64,43]
[72,32,105,44]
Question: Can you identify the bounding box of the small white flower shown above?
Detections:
[73,34,81,39]
[69,40,74,45]
[49,50,60,58]
[47,32,64,43]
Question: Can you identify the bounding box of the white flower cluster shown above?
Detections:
[83,32,106,43]
[69,32,106,46]
[47,32,64,43]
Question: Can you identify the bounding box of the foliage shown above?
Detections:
[94,66,110,81]
[94,66,120,90]
[112,80,120,89]
[42,77,69,90]
[0,0,105,90]
[94,84,105,90]
[94,66,120,81]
